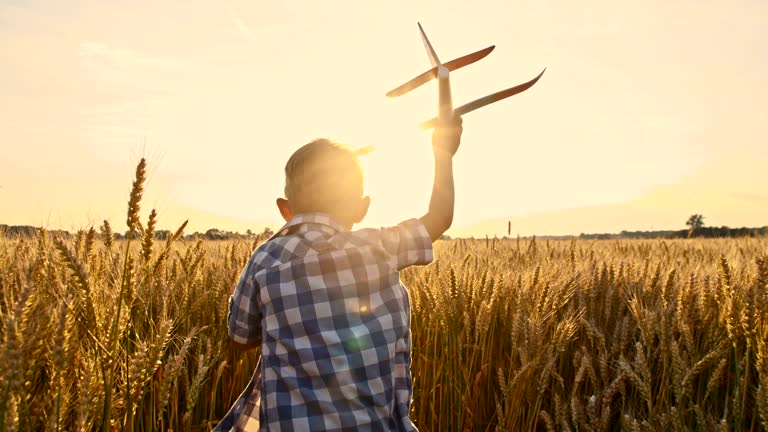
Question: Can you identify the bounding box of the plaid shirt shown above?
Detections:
[215,213,433,431]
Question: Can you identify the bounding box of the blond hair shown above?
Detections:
[284,139,364,214]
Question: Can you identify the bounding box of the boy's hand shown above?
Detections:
[432,114,463,157]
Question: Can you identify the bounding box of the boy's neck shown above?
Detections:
[292,212,355,230]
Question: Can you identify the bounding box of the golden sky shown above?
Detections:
[1,0,766,236]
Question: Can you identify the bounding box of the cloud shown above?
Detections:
[732,193,768,205]
[76,41,194,105]
[226,5,257,43]
[79,42,183,70]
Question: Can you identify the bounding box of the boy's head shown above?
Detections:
[277,138,370,228]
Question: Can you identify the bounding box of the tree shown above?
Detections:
[205,228,227,240]
[155,229,171,240]
[686,214,705,230]
[686,214,705,238]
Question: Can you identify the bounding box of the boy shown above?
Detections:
[216,115,462,431]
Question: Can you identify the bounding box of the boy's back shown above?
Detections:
[224,214,433,431]
[217,118,462,431]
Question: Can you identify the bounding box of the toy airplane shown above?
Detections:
[387,23,545,129]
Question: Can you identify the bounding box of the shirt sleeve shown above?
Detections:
[227,260,262,345]
[360,218,434,270]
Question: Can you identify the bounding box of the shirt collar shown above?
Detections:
[271,213,348,239]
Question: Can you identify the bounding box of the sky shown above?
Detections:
[1,0,767,236]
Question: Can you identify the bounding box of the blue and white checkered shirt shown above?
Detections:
[216,213,433,431]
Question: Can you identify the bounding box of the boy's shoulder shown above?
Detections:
[250,216,434,274]
[249,233,313,270]
[249,227,368,271]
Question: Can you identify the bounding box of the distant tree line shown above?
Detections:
[3,218,766,241]
[579,214,767,240]
[0,224,275,241]
[0,225,71,238]
[579,226,768,240]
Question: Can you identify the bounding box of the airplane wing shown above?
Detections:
[386,46,495,97]
[421,68,546,129]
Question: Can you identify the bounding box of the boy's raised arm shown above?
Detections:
[420,115,463,242]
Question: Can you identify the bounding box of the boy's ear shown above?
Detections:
[352,196,371,224]
[276,198,293,222]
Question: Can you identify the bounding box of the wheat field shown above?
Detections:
[1,159,767,431]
